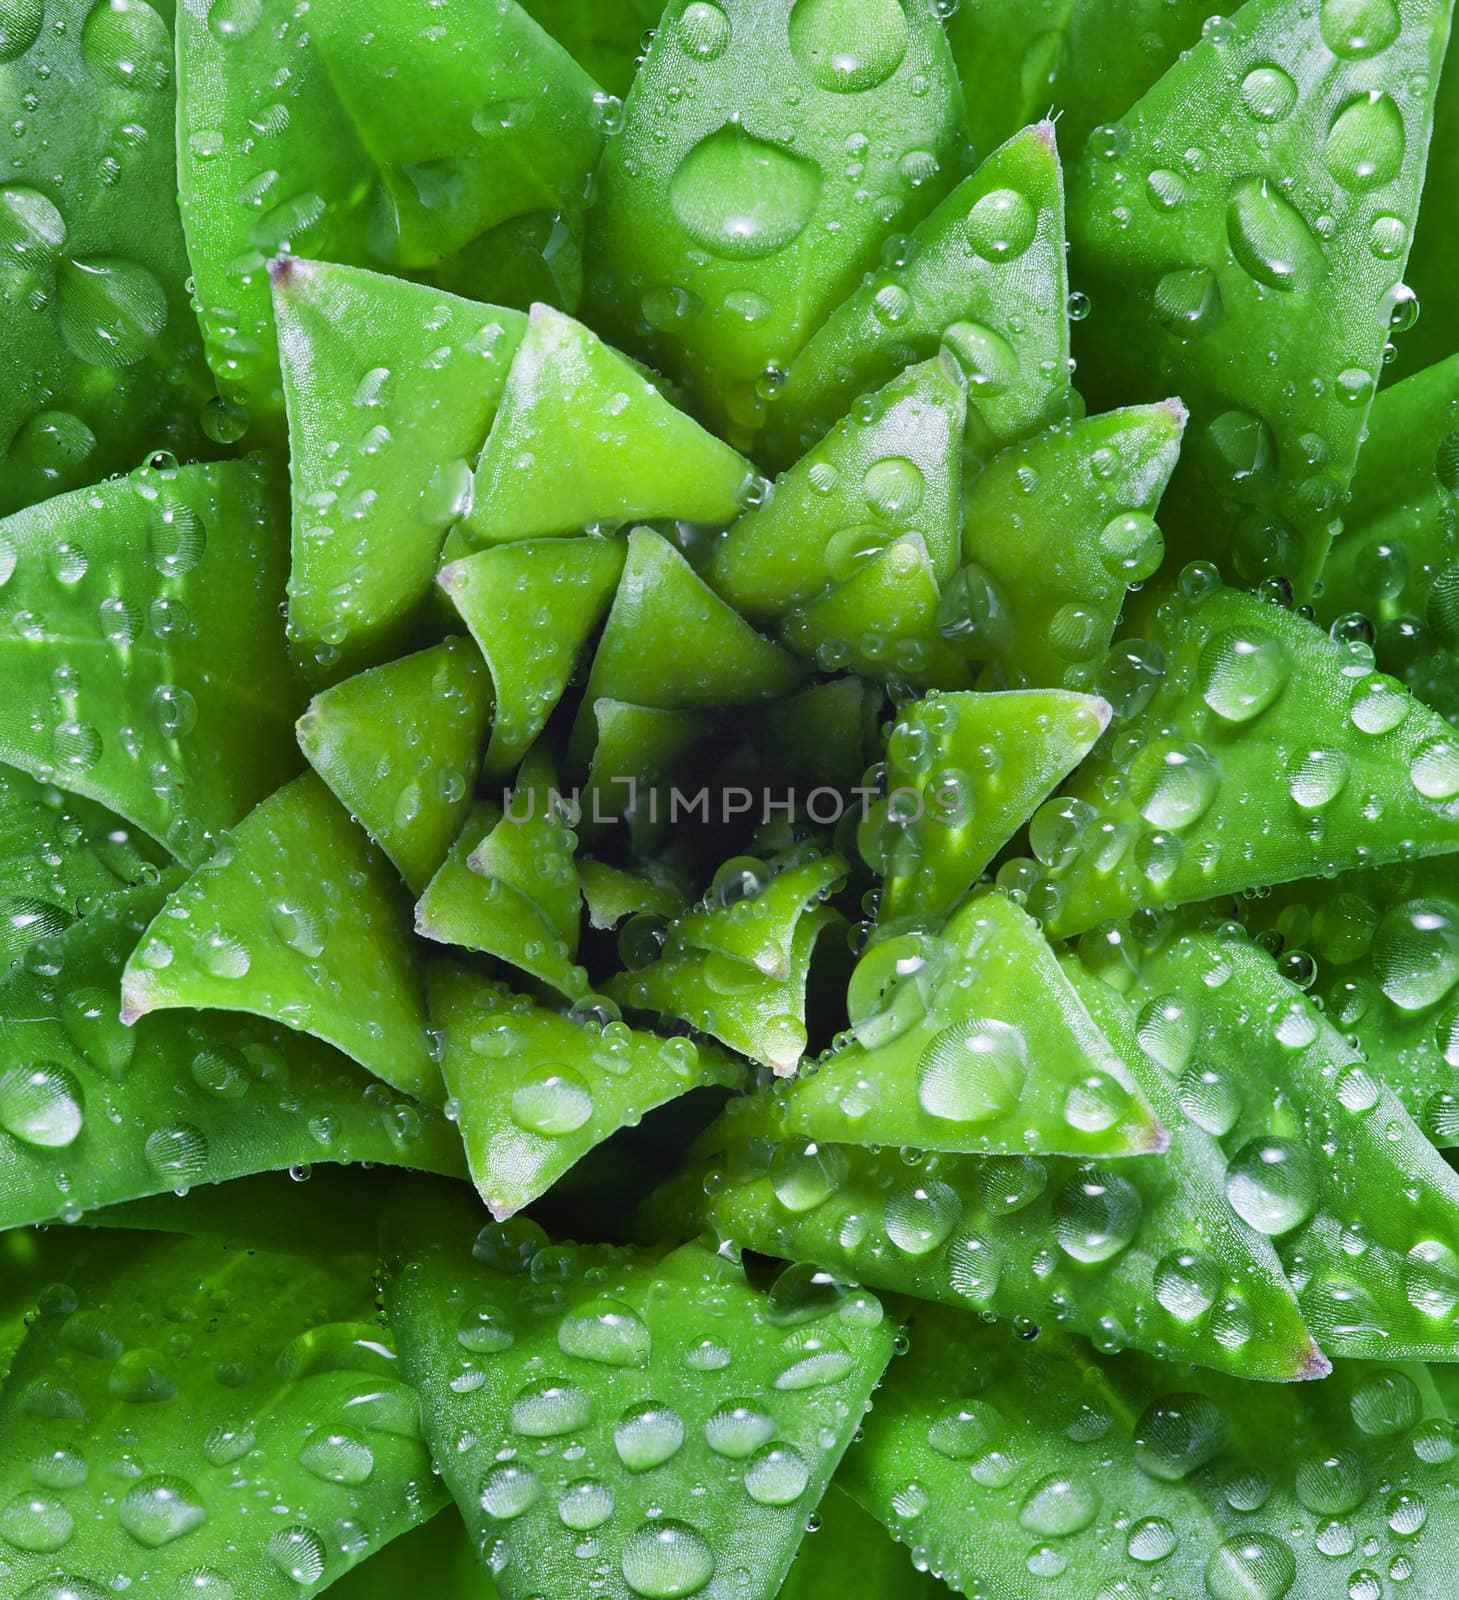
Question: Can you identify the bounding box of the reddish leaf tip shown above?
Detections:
[1297,1342,1333,1381]
[1162,396,1190,429]
[267,253,301,288]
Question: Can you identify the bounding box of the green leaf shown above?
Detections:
[1237,854,1459,1142]
[0,0,216,515]
[327,1504,498,1600]
[431,961,745,1218]
[383,1196,895,1600]
[778,1485,942,1600]
[843,1302,1455,1600]
[872,689,1111,924]
[945,0,1212,156]
[0,457,298,865]
[727,888,1165,1160]
[675,854,848,981]
[176,0,605,439]
[950,402,1184,691]
[1124,925,1459,1361]
[607,902,845,1075]
[747,678,884,794]
[1068,0,1455,597]
[121,773,440,1103]
[518,0,663,98]
[710,356,966,616]
[0,763,164,968]
[578,529,804,730]
[1315,351,1459,724]
[585,0,969,444]
[0,886,463,1231]
[451,304,755,550]
[770,123,1071,467]
[272,258,527,683]
[297,637,494,895]
[1031,582,1459,939]
[579,700,708,853]
[581,859,691,931]
[416,785,588,1002]
[439,537,626,779]
[0,1230,446,1596]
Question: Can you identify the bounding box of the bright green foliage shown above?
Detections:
[176,0,605,440]
[843,1301,1456,1600]
[416,780,587,1001]
[581,859,691,930]
[0,764,164,968]
[952,403,1183,691]
[0,0,217,515]
[711,357,966,615]
[771,124,1070,466]
[579,700,706,850]
[0,457,297,865]
[581,529,803,721]
[1124,927,1459,1360]
[1316,352,1459,723]
[1390,39,1459,379]
[750,679,884,792]
[453,304,754,548]
[0,1230,446,1596]
[608,903,844,1075]
[297,637,493,894]
[273,259,527,683]
[728,888,1164,1159]
[586,0,968,443]
[675,855,847,980]
[1239,854,1459,1141]
[439,537,625,778]
[946,0,1212,158]
[873,689,1110,924]
[431,962,745,1218]
[1070,0,1455,597]
[519,0,662,97]
[384,1198,895,1600]
[1032,582,1459,938]
[328,1505,499,1600]
[675,1081,1317,1378]
[779,1487,941,1600]
[0,888,462,1230]
[121,773,439,1103]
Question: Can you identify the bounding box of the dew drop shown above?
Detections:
[669,125,820,260]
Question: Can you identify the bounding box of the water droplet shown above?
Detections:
[1227,177,1325,293]
[1053,1168,1142,1262]
[143,1123,210,1187]
[477,1464,541,1521]
[148,496,205,578]
[670,125,819,260]
[1135,1394,1231,1480]
[678,1,730,58]
[1139,740,1221,830]
[863,456,924,523]
[1224,1137,1316,1235]
[615,1402,686,1471]
[268,1525,326,1586]
[0,1493,74,1553]
[558,1298,651,1366]
[942,320,1019,395]
[787,0,907,92]
[767,1260,850,1325]
[1294,1450,1366,1515]
[965,188,1037,262]
[1410,737,1459,800]
[56,256,168,367]
[1154,1249,1221,1321]
[916,1017,1027,1124]
[117,1476,207,1548]
[1351,1370,1420,1435]
[1128,1516,1178,1562]
[51,722,103,774]
[1325,92,1405,190]
[770,1141,848,1212]
[1320,0,1400,58]
[1372,900,1459,1010]
[511,1064,594,1136]
[621,1520,715,1598]
[744,1443,811,1505]
[510,1380,594,1438]
[1018,1473,1099,1536]
[0,1062,84,1148]
[1200,627,1289,722]
[705,1402,775,1458]
[558,1478,615,1531]
[1287,749,1350,809]
[80,0,171,89]
[0,0,43,62]
[1204,1533,1296,1600]
[0,186,66,265]
[298,1429,374,1485]
[884,1180,962,1256]
[1240,65,1298,121]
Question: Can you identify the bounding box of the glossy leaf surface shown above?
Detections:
[122,773,439,1102]
[0,457,297,864]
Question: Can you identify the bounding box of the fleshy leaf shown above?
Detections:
[452,304,754,549]
[438,537,625,779]
[675,855,848,982]
[1124,926,1459,1361]
[1033,582,1459,939]
[176,0,605,438]
[748,679,884,793]
[607,903,845,1075]
[771,123,1071,466]
[1315,351,1459,724]
[0,763,164,968]
[946,0,1212,156]
[0,887,463,1231]
[585,0,969,443]
[121,774,439,1103]
[384,1198,895,1600]
[710,356,967,617]
[519,0,663,97]
[844,1302,1453,1600]
[273,258,527,683]
[579,529,803,725]
[950,402,1184,691]
[0,457,297,865]
[297,637,493,895]
[581,859,691,931]
[416,792,588,1002]
[328,1505,498,1600]
[1238,854,1459,1142]
[431,961,746,1218]
[729,888,1164,1159]
[0,0,215,514]
[579,700,707,852]
[1069,0,1455,596]
[872,689,1111,924]
[0,1230,446,1596]
[779,1486,943,1600]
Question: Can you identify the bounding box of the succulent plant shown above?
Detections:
[3,0,1459,1596]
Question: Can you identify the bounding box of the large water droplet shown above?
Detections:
[884,1179,962,1255]
[558,1298,651,1366]
[0,187,66,265]
[1325,92,1405,190]
[787,0,907,92]
[80,0,171,90]
[705,1402,775,1458]
[0,1493,74,1553]
[510,1064,593,1136]
[117,1475,207,1548]
[1227,178,1325,293]
[1053,1168,1142,1262]
[678,1,730,59]
[621,1520,715,1598]
[558,1478,614,1531]
[0,0,43,63]
[1320,0,1400,58]
[615,1402,686,1471]
[1019,1473,1099,1536]
[268,1524,327,1586]
[1139,740,1221,830]
[1200,627,1290,722]
[744,1443,810,1504]
[1135,1393,1231,1480]
[1224,1137,1317,1235]
[510,1380,594,1438]
[670,126,820,260]
[965,188,1037,262]
[916,1017,1027,1124]
[56,257,168,367]
[1372,900,1459,1011]
[0,1062,84,1148]
[477,1464,541,1520]
[1154,266,1224,337]
[298,1429,374,1486]
[1203,1532,1296,1600]
[1240,65,1298,122]
[143,1122,210,1186]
